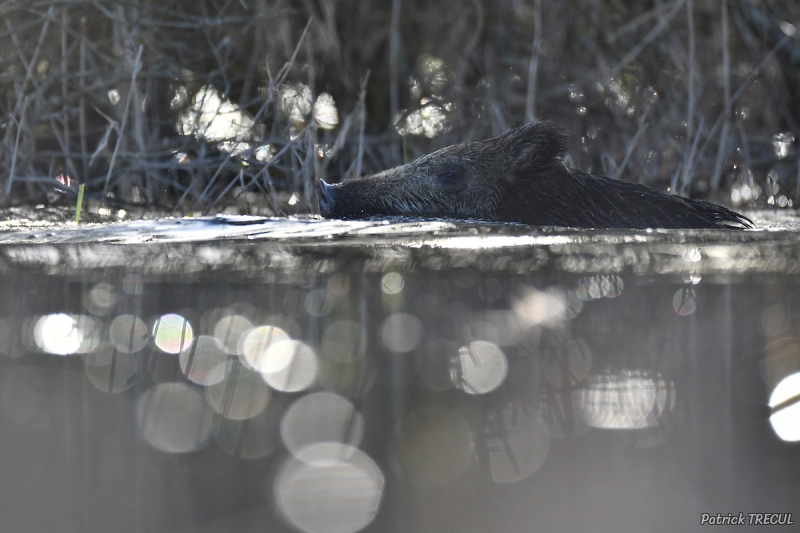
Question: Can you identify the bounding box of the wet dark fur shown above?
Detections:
[317,121,752,229]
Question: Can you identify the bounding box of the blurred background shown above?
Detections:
[0,0,799,215]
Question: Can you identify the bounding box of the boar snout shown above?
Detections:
[317,180,336,217]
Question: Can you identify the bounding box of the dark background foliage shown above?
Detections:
[1,0,799,215]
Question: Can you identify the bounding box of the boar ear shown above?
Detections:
[500,121,571,173]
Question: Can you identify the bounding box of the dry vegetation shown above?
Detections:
[1,0,799,216]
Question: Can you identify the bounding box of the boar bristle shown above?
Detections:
[498,121,572,173]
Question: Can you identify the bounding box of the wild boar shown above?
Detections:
[316,121,752,229]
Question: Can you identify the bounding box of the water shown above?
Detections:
[1,213,799,532]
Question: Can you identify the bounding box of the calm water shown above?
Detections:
[1,214,799,532]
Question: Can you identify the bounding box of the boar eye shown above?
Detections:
[435,170,465,192]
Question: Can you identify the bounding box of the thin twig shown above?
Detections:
[103,45,143,196]
[607,2,673,43]
[389,0,402,154]
[795,161,800,205]
[685,0,695,149]
[79,16,88,181]
[7,96,28,199]
[303,125,316,210]
[736,118,752,181]
[274,17,314,88]
[194,152,234,211]
[208,168,244,211]
[680,117,704,192]
[611,0,687,76]
[60,6,78,182]
[353,71,370,180]
[711,0,731,192]
[305,27,316,209]
[708,6,797,190]
[486,51,507,134]
[12,5,55,118]
[614,108,651,181]
[525,0,542,124]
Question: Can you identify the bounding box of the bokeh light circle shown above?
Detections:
[241,325,291,371]
[280,392,364,458]
[276,443,384,533]
[381,272,404,295]
[262,340,319,392]
[122,274,144,295]
[109,314,149,353]
[179,335,228,386]
[672,288,697,316]
[86,350,137,393]
[321,320,365,363]
[305,289,335,317]
[153,313,194,354]
[456,341,508,394]
[34,314,84,355]
[769,371,800,442]
[205,361,271,420]
[213,314,253,355]
[137,382,212,453]
[84,283,117,316]
[380,313,423,353]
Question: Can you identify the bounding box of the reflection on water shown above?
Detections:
[578,372,675,429]
[769,372,800,442]
[277,443,384,533]
[1,217,800,532]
